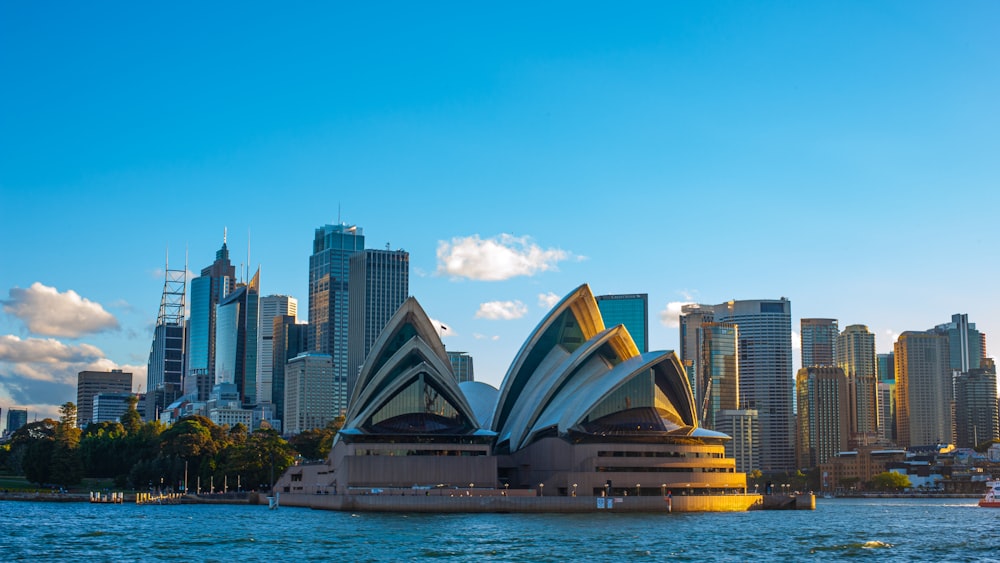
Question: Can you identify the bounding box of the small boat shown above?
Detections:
[979,481,1000,508]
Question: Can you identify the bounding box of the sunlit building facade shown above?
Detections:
[697,322,739,430]
[796,366,849,469]
[713,299,795,472]
[895,331,952,448]
[837,324,878,445]
[801,318,838,368]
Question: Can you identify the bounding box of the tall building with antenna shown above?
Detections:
[308,223,364,402]
[146,250,187,420]
[215,267,260,407]
[186,233,236,402]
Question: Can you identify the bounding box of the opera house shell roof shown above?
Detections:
[275,283,749,509]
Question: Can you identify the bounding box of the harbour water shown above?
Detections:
[3,497,999,561]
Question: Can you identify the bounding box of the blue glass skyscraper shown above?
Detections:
[308,223,364,396]
[595,293,649,353]
[186,237,236,401]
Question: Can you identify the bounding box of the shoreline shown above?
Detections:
[0,491,262,505]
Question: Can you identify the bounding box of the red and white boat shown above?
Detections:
[979,481,1000,508]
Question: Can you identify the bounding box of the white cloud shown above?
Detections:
[538,292,560,309]
[792,330,802,351]
[3,282,119,338]
[658,301,694,328]
[429,318,457,338]
[436,234,574,281]
[473,333,501,341]
[476,300,528,320]
[0,335,146,412]
[0,335,105,369]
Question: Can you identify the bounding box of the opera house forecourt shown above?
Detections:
[273,284,761,512]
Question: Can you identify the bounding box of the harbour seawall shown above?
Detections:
[278,492,763,513]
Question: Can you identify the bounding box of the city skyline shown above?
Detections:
[3,3,1000,425]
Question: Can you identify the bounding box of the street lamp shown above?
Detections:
[469,483,474,497]
[539,483,544,497]
[636,483,641,497]
[572,483,578,497]
[661,484,666,497]
[504,483,509,496]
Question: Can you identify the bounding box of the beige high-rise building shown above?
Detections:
[796,366,849,468]
[895,331,952,448]
[284,353,339,435]
[837,324,878,446]
[257,295,298,405]
[77,369,132,428]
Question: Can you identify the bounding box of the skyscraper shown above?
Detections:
[837,324,878,445]
[146,253,186,419]
[77,369,132,428]
[796,366,849,468]
[346,248,409,404]
[447,351,475,383]
[271,315,309,428]
[257,295,298,405]
[187,236,236,401]
[801,318,838,368]
[877,381,895,443]
[877,352,895,383]
[284,353,339,435]
[715,409,760,474]
[214,268,259,407]
[308,224,364,397]
[697,322,738,430]
[953,358,999,448]
[713,298,794,472]
[596,293,649,353]
[679,304,715,401]
[5,408,28,435]
[932,313,983,372]
[895,331,952,448]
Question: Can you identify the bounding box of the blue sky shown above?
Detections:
[2,2,999,427]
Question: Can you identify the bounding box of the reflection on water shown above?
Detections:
[2,497,999,561]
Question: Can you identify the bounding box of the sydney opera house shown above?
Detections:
[274,284,759,512]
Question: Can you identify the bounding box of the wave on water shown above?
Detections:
[811,540,893,554]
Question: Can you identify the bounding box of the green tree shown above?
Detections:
[222,428,294,491]
[4,419,57,475]
[50,402,83,486]
[120,395,142,435]
[289,428,334,461]
[871,471,911,491]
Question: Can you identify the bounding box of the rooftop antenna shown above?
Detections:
[338,202,341,225]
[247,229,251,285]
[224,227,228,245]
